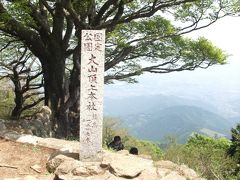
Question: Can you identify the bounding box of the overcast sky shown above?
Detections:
[156,16,240,92]
[188,16,240,65]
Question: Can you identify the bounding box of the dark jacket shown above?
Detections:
[108,141,124,151]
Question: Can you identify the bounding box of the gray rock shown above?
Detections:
[37,138,79,151]
[19,106,52,138]
[16,135,41,145]
[46,150,204,180]
[179,164,200,179]
[155,160,203,180]
[47,151,157,179]
[1,130,21,140]
[102,151,155,178]
[0,119,6,131]
[20,119,31,129]
[46,154,71,173]
[29,119,49,137]
[72,163,105,176]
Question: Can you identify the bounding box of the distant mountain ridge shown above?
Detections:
[104,95,238,143]
[130,105,232,143]
[104,94,217,116]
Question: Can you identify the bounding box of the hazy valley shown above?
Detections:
[104,70,240,143]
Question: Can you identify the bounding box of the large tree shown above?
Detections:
[0,0,238,137]
[0,33,43,119]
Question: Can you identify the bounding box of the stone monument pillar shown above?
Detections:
[80,30,105,161]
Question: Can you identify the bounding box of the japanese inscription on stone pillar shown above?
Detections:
[80,30,105,161]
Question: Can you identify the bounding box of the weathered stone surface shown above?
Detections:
[55,159,78,175]
[30,119,47,137]
[16,106,52,137]
[116,150,129,155]
[0,127,202,180]
[155,160,179,170]
[16,134,41,145]
[0,130,21,140]
[0,119,6,130]
[157,168,185,180]
[137,168,158,180]
[37,106,52,119]
[0,106,52,138]
[72,163,105,176]
[102,152,154,178]
[29,106,52,137]
[0,128,79,151]
[80,30,105,161]
[47,154,106,177]
[48,150,79,162]
[46,154,74,173]
[159,170,186,180]
[37,137,79,151]
[178,164,199,179]
[155,160,203,180]
[20,119,31,129]
[47,151,158,179]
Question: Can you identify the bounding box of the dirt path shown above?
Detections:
[0,137,55,179]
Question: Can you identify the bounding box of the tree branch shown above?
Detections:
[22,97,45,112]
[63,14,73,49]
[105,46,133,71]
[97,0,197,30]
[0,2,48,60]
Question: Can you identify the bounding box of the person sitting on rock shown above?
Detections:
[129,147,138,155]
[108,136,124,151]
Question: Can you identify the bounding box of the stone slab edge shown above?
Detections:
[0,129,79,152]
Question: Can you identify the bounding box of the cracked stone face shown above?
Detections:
[46,151,157,180]
[46,151,203,180]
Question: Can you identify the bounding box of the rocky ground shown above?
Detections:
[0,138,55,180]
[0,119,204,180]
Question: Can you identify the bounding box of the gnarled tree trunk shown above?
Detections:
[41,41,81,137]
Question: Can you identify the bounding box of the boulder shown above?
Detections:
[19,106,52,138]
[0,119,6,131]
[138,168,159,180]
[71,163,105,176]
[37,137,79,151]
[30,119,48,137]
[46,148,204,180]
[47,154,106,179]
[155,160,179,170]
[20,119,31,129]
[101,151,155,178]
[47,151,158,179]
[0,127,203,180]
[155,160,203,180]
[178,164,200,179]
[46,154,72,173]
[16,134,41,145]
[0,130,21,140]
